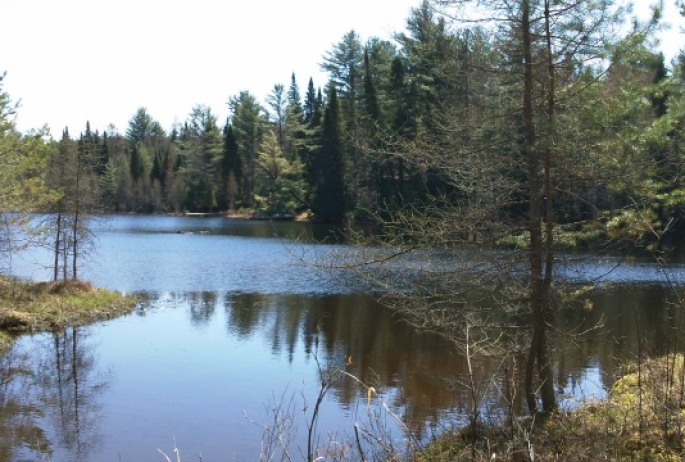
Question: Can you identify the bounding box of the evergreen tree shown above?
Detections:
[181,105,222,212]
[287,73,303,119]
[123,108,166,211]
[254,129,306,215]
[361,47,391,209]
[312,84,347,223]
[266,84,287,148]
[221,122,241,210]
[284,74,309,169]
[100,158,118,211]
[229,91,268,209]
[396,0,461,132]
[322,30,364,102]
[95,131,110,176]
[126,107,164,145]
[304,78,317,125]
[301,80,324,202]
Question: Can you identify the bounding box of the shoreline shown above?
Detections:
[0,278,137,353]
[418,355,685,461]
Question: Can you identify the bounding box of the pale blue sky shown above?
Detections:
[1,0,418,135]
[1,0,682,136]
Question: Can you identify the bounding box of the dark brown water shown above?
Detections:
[2,215,685,461]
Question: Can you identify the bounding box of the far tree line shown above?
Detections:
[3,0,685,279]
[41,2,685,243]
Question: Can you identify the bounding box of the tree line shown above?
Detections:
[2,0,683,287]
[8,1,676,243]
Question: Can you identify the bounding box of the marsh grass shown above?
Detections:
[416,356,685,461]
[0,276,136,342]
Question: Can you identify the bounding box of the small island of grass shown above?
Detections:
[0,277,137,353]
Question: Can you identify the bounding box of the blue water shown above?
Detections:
[1,215,682,461]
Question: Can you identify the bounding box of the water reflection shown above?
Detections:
[1,328,107,462]
[36,329,107,462]
[92,214,356,243]
[556,284,685,393]
[0,343,51,461]
[221,293,468,432]
[3,284,685,460]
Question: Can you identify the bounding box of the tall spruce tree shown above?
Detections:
[312,84,347,223]
[304,78,318,125]
[221,122,241,210]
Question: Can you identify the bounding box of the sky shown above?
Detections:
[1,0,683,136]
[1,0,419,135]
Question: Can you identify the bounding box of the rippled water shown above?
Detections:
[1,215,684,461]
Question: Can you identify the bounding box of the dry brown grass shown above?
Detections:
[0,277,137,341]
[416,357,685,461]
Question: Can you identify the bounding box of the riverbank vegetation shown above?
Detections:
[0,277,136,352]
[0,72,135,354]
[250,347,685,461]
[414,354,685,461]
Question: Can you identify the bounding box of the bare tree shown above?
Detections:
[344,0,659,418]
[44,129,100,281]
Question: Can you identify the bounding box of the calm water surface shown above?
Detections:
[3,215,685,461]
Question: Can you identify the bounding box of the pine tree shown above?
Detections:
[229,92,268,209]
[304,78,318,125]
[287,73,303,119]
[221,122,241,210]
[284,74,309,168]
[312,84,347,223]
[266,84,287,148]
[361,47,392,209]
[182,105,222,212]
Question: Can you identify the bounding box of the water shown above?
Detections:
[2,215,685,461]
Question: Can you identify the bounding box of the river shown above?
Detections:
[2,215,684,461]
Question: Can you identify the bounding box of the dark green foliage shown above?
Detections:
[362,49,381,125]
[126,107,164,145]
[304,78,318,125]
[287,73,303,120]
[651,52,669,118]
[312,85,347,223]
[321,30,363,100]
[221,123,241,210]
[181,105,222,212]
[26,0,682,233]
[229,91,268,209]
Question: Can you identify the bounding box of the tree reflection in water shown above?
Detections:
[0,284,683,459]
[0,327,108,462]
[222,292,486,438]
[0,341,51,461]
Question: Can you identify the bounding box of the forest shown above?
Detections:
[0,0,678,248]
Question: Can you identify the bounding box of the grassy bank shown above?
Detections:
[417,356,685,461]
[0,277,137,353]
